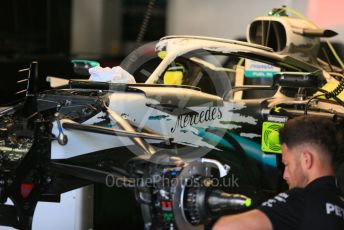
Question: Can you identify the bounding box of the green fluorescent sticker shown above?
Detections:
[245,198,252,207]
[261,121,284,154]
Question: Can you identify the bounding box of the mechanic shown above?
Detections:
[213,115,344,230]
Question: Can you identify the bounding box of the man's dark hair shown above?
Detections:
[279,116,339,160]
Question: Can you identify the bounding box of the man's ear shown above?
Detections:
[302,151,314,169]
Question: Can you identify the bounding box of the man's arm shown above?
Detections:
[212,209,272,230]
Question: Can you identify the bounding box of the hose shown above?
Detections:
[135,0,156,48]
[325,79,344,100]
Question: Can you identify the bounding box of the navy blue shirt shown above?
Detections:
[258,176,344,230]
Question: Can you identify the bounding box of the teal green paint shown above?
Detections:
[71,59,100,67]
[195,127,234,150]
[244,70,278,78]
[194,127,277,168]
[148,115,169,120]
[227,132,277,167]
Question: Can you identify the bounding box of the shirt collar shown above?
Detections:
[306,176,336,189]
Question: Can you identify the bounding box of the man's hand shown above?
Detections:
[212,209,272,230]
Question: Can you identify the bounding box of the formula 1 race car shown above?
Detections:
[1,6,344,230]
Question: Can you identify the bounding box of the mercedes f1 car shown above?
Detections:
[0,6,344,230]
